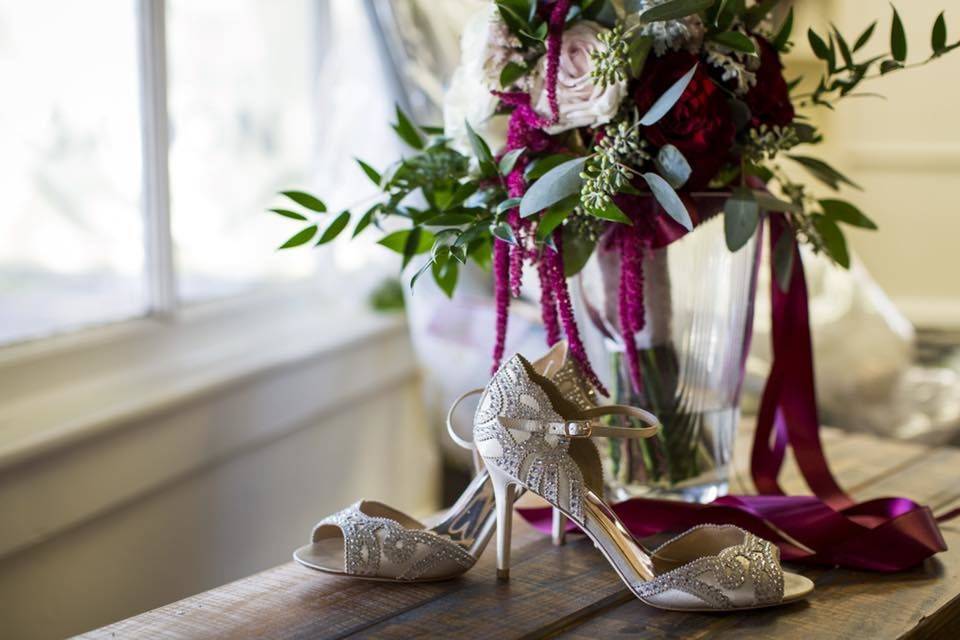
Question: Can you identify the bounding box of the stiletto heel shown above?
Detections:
[473,354,815,611]
[551,509,567,546]
[488,464,516,580]
[294,341,589,582]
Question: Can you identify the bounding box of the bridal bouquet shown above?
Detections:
[271,0,957,395]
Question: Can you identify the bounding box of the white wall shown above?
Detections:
[787,0,960,325]
[0,326,438,640]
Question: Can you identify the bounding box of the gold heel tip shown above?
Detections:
[496,569,510,581]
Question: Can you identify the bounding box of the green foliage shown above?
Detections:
[772,230,796,292]
[279,225,317,249]
[281,191,326,212]
[639,0,715,24]
[723,188,759,252]
[265,0,960,301]
[316,211,351,245]
[520,158,587,217]
[369,277,405,313]
[391,105,425,150]
[797,7,959,108]
[787,155,861,191]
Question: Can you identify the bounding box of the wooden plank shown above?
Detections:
[74,519,587,640]
[555,436,960,640]
[78,428,960,640]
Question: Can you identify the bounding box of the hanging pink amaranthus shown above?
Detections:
[544,0,572,125]
[537,258,561,346]
[491,236,511,373]
[543,231,607,395]
[489,0,603,381]
[617,224,648,394]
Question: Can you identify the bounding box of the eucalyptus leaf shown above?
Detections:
[639,0,714,23]
[316,211,351,245]
[787,155,862,191]
[772,7,793,52]
[723,188,759,252]
[278,225,317,249]
[465,119,495,169]
[772,229,796,292]
[639,64,698,126]
[525,153,575,180]
[812,215,850,268]
[392,105,425,150]
[854,21,876,51]
[643,172,693,230]
[710,31,757,54]
[655,144,692,189]
[496,198,523,215]
[281,191,326,212]
[562,226,597,277]
[754,192,802,213]
[425,213,476,226]
[499,148,526,176]
[500,61,527,88]
[932,11,947,53]
[891,6,907,62]
[586,199,632,224]
[492,222,518,245]
[269,208,307,221]
[355,159,381,187]
[832,24,854,68]
[880,59,904,74]
[352,204,380,238]
[519,157,587,217]
[408,258,434,291]
[432,260,459,299]
[536,196,576,241]
[378,228,434,255]
[401,228,424,268]
[628,35,653,77]
[819,199,877,229]
[808,28,831,60]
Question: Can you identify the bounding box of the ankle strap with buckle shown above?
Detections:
[498,403,659,440]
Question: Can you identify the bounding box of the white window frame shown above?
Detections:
[0,0,405,469]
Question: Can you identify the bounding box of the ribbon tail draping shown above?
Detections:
[753,216,853,508]
[517,211,952,572]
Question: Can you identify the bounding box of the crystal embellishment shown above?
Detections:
[474,356,595,522]
[317,503,475,581]
[634,525,786,609]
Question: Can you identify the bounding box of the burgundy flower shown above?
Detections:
[634,52,735,189]
[745,36,795,128]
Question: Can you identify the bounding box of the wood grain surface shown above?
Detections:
[77,424,960,640]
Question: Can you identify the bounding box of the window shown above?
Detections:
[0,0,398,347]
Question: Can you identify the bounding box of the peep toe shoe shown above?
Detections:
[293,341,590,581]
[473,354,814,611]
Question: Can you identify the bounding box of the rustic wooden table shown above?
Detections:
[78,425,960,639]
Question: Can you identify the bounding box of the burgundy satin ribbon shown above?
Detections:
[519,208,952,572]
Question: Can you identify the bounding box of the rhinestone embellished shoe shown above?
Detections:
[293,342,589,582]
[473,354,814,611]
[446,340,599,547]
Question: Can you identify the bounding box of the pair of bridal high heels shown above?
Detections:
[294,343,813,611]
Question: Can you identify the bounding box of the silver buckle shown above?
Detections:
[564,422,593,437]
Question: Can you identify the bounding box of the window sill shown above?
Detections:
[0,284,406,468]
[0,285,417,560]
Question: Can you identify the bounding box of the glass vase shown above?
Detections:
[578,210,760,503]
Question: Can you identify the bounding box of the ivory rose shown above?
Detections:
[443,5,516,156]
[531,20,626,135]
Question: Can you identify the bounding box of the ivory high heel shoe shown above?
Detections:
[293,342,588,581]
[446,340,599,547]
[474,354,814,610]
